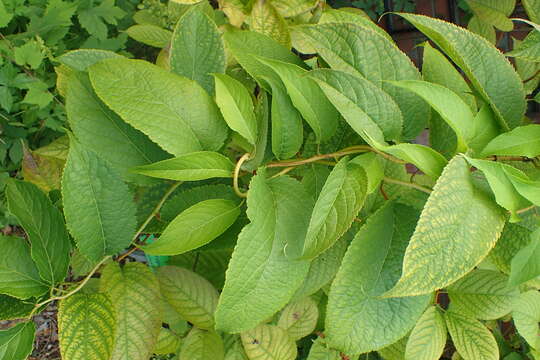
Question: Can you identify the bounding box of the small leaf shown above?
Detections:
[153,328,181,355]
[143,199,241,255]
[481,124,540,158]
[158,266,219,330]
[350,153,384,194]
[277,297,319,340]
[179,328,225,360]
[6,179,71,283]
[126,24,172,47]
[58,293,116,360]
[132,151,234,181]
[241,324,297,360]
[509,228,540,286]
[170,7,225,94]
[306,338,341,360]
[385,156,506,297]
[21,148,63,192]
[444,311,499,360]
[249,0,290,47]
[0,322,35,360]
[405,306,446,360]
[213,74,258,145]
[512,290,540,350]
[382,144,447,179]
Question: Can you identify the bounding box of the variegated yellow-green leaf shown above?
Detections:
[385,156,506,297]
[153,328,181,355]
[179,328,225,360]
[126,24,172,48]
[21,147,63,192]
[444,311,499,360]
[277,297,318,340]
[249,0,290,48]
[158,266,219,330]
[99,262,162,360]
[58,293,116,360]
[301,157,367,259]
[512,290,540,350]
[0,321,35,360]
[447,269,518,320]
[404,306,446,360]
[241,324,297,360]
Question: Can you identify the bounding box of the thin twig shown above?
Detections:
[517,205,536,214]
[383,177,433,194]
[234,153,251,198]
[269,166,295,179]
[485,155,533,162]
[267,148,369,168]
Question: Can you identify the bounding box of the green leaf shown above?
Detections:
[153,328,181,355]
[326,202,430,354]
[277,297,318,340]
[351,153,384,194]
[468,104,500,156]
[143,199,240,255]
[170,7,225,94]
[319,9,393,41]
[100,262,162,360]
[384,156,506,297]
[444,311,499,360]
[58,49,123,71]
[265,76,304,160]
[0,295,34,321]
[404,306,446,360]
[447,269,519,320]
[0,1,13,28]
[294,23,429,139]
[466,0,514,31]
[89,58,228,156]
[6,179,70,284]
[377,336,408,360]
[67,72,168,185]
[215,172,311,333]
[301,157,367,259]
[213,73,258,145]
[306,338,341,360]
[468,15,496,44]
[489,222,534,274]
[58,293,116,360]
[512,290,540,350]
[0,322,35,360]
[509,228,540,285]
[481,124,540,158]
[509,30,540,63]
[158,266,219,330]
[179,328,225,360]
[388,80,474,152]
[523,0,540,23]
[126,25,172,48]
[241,324,297,360]
[13,40,43,70]
[271,0,317,17]
[62,138,136,261]
[132,151,234,181]
[249,0,290,48]
[78,0,125,40]
[397,13,526,130]
[382,144,447,179]
[255,57,339,143]
[224,335,249,360]
[243,92,270,171]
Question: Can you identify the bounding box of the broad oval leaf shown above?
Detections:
[397,13,526,130]
[58,293,116,360]
[58,49,122,71]
[241,324,297,360]
[126,24,172,48]
[0,235,47,299]
[89,58,228,156]
[62,138,137,261]
[170,7,225,94]
[444,311,499,360]
[100,262,162,360]
[132,151,234,181]
[326,202,430,354]
[215,172,311,333]
[512,290,540,350]
[481,124,540,158]
[301,157,368,259]
[277,297,319,340]
[158,266,219,330]
[179,328,225,360]
[6,179,70,284]
[214,73,258,145]
[0,322,35,360]
[385,156,506,297]
[143,199,241,255]
[405,306,446,360]
[249,0,290,48]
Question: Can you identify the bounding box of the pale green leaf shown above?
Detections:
[350,153,384,194]
[509,228,540,286]
[241,324,297,360]
[306,338,341,360]
[481,124,540,158]
[170,7,225,94]
[224,334,249,360]
[447,269,519,320]
[179,328,224,360]
[468,104,500,156]
[466,0,514,31]
[277,297,318,340]
[158,266,219,330]
[6,179,70,284]
[523,0,540,23]
[326,202,430,354]
[377,336,408,360]
[404,306,446,360]
[249,0,290,48]
[214,73,258,145]
[215,172,311,333]
[468,16,496,44]
[89,58,228,156]
[319,9,392,41]
[169,250,231,289]
[99,262,162,360]
[382,143,447,179]
[0,322,35,360]
[58,49,123,71]
[154,328,181,355]
[271,0,317,17]
[62,138,136,261]
[126,24,172,48]
[445,311,499,360]
[512,290,540,350]
[397,13,526,130]
[489,222,534,274]
[302,157,367,259]
[143,199,240,255]
[58,293,116,360]
[507,31,540,63]
[385,156,506,297]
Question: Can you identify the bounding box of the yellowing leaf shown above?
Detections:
[249,0,290,48]
[241,324,297,360]
[405,306,446,360]
[277,297,318,340]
